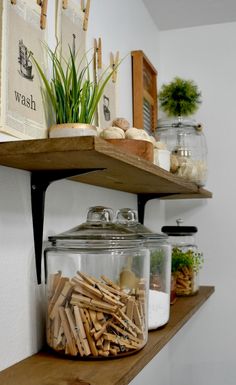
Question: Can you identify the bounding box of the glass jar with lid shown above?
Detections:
[162,218,204,296]
[44,206,150,358]
[156,118,208,186]
[116,208,172,330]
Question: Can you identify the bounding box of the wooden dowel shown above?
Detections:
[101,275,120,291]
[103,333,138,350]
[40,0,48,30]
[109,322,141,343]
[56,324,64,349]
[62,0,68,9]
[97,37,102,69]
[89,309,102,331]
[83,0,90,31]
[126,297,135,319]
[50,281,73,320]
[48,272,62,301]
[118,309,142,334]
[52,312,61,350]
[58,307,78,356]
[65,307,84,356]
[112,313,137,338]
[48,277,69,315]
[79,308,98,356]
[74,306,91,356]
[133,301,143,330]
[73,279,103,299]
[93,320,110,341]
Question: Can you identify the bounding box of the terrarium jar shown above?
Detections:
[162,219,203,296]
[156,118,208,186]
[116,208,172,330]
[44,206,150,359]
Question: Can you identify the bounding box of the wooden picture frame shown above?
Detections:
[0,0,49,139]
[131,50,158,134]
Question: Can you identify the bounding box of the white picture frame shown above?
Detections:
[56,0,86,70]
[98,65,117,129]
[0,0,48,139]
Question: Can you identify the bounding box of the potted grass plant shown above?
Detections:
[31,45,118,138]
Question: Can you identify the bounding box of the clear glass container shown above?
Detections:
[116,208,172,330]
[156,118,208,186]
[44,206,150,359]
[162,218,203,296]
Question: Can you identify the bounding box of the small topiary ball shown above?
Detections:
[159,77,201,117]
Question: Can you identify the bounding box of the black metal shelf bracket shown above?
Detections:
[31,168,103,284]
[137,193,175,224]
[137,194,159,224]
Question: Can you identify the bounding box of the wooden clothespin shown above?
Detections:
[40,0,48,30]
[10,0,17,4]
[110,51,119,83]
[94,39,98,73]
[94,38,102,71]
[81,0,90,31]
[62,0,68,9]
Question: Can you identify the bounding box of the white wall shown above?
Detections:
[0,0,165,371]
[2,3,232,384]
[157,22,236,385]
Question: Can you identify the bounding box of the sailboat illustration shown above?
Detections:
[18,39,34,80]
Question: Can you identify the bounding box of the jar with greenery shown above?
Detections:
[162,219,204,296]
[157,77,207,186]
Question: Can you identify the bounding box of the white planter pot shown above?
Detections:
[49,123,98,138]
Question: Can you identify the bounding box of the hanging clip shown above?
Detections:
[110,51,119,83]
[81,0,90,31]
[36,0,42,5]
[62,0,68,9]
[40,0,48,30]
[94,38,98,72]
[10,0,17,4]
[94,37,102,69]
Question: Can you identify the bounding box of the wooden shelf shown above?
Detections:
[0,286,214,385]
[0,136,212,198]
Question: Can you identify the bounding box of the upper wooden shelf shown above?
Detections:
[0,286,214,385]
[0,136,212,199]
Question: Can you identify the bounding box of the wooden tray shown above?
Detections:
[105,139,154,162]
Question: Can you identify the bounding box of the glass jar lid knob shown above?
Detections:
[176,218,184,226]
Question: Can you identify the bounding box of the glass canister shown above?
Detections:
[116,208,172,330]
[44,206,150,358]
[156,118,208,186]
[162,219,204,296]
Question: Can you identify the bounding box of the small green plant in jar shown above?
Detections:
[172,247,204,296]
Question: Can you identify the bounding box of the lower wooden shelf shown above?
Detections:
[0,286,214,385]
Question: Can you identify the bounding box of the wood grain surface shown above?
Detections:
[0,287,214,385]
[0,136,212,198]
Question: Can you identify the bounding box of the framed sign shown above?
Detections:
[97,51,119,129]
[131,50,158,134]
[56,0,87,70]
[98,66,117,129]
[1,0,49,139]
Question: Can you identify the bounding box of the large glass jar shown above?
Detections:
[116,208,172,330]
[44,207,150,358]
[162,219,203,296]
[156,118,208,186]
